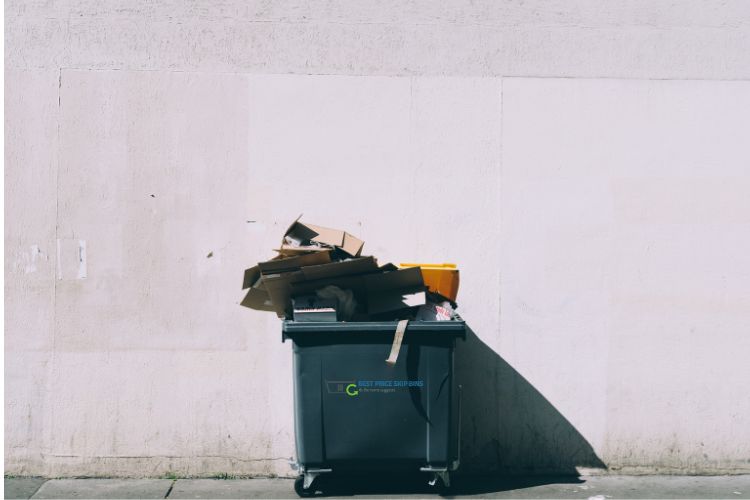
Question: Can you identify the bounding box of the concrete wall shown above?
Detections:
[5,1,750,477]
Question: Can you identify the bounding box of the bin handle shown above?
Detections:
[385,319,409,365]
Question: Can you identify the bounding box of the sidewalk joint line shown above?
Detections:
[164,479,176,498]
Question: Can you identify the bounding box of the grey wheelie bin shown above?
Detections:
[282,319,465,497]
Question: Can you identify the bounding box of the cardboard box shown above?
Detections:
[277,217,364,257]
[364,266,427,315]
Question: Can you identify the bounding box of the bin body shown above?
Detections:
[283,320,465,473]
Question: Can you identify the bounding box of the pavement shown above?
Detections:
[5,475,750,499]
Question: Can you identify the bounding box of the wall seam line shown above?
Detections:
[7,66,750,82]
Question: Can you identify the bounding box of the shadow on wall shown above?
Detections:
[456,326,606,476]
[317,325,605,497]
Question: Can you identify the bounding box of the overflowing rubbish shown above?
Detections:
[261,217,466,496]
[241,216,460,323]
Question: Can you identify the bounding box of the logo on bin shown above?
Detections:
[345,384,359,396]
[325,380,357,395]
[325,379,424,397]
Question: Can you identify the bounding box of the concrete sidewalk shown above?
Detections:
[5,475,750,499]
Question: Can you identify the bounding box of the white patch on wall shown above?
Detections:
[77,240,87,279]
[23,245,49,274]
[57,239,87,280]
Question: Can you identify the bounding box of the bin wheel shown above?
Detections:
[294,476,316,497]
[428,472,452,496]
[437,479,453,497]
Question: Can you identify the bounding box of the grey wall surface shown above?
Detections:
[5,1,750,477]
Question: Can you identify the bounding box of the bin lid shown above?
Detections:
[282,319,466,341]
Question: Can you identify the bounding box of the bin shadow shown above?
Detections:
[316,325,605,498]
[316,473,585,497]
[450,325,606,493]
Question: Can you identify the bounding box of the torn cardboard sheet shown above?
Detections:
[301,256,377,280]
[240,265,276,311]
[258,251,331,275]
[365,267,426,315]
[263,270,305,318]
[386,320,409,365]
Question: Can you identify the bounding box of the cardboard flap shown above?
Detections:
[305,223,345,248]
[284,223,319,244]
[258,251,331,275]
[240,286,275,311]
[280,214,306,248]
[365,267,426,315]
[341,232,365,257]
[275,245,329,256]
[242,265,261,290]
[244,254,288,288]
[365,266,424,292]
[301,256,378,281]
[262,270,306,318]
[368,287,427,315]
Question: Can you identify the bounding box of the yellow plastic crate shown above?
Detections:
[398,263,460,302]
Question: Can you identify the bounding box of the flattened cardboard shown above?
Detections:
[365,267,427,315]
[368,288,426,315]
[275,245,329,256]
[258,251,331,275]
[242,265,261,290]
[240,283,275,311]
[364,266,423,292]
[263,270,306,318]
[300,257,377,281]
[284,217,319,243]
[240,264,275,311]
[341,232,364,257]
